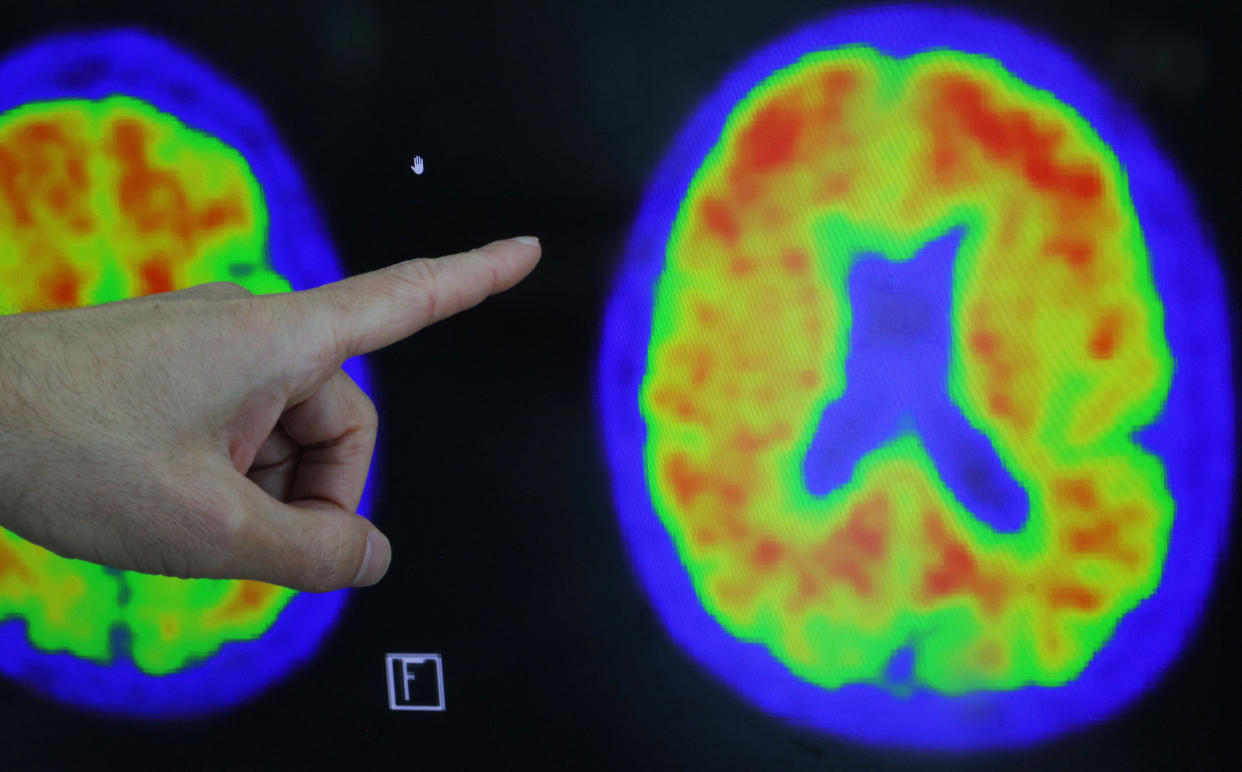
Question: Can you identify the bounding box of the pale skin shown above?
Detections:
[0,237,541,593]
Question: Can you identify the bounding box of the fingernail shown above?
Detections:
[352,530,391,587]
[513,236,539,246]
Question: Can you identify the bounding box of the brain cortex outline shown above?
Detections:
[597,5,1232,751]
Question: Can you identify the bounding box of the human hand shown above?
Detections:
[0,236,541,593]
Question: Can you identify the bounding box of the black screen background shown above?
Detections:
[0,0,1239,769]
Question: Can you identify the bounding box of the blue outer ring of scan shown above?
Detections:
[0,28,380,720]
[595,3,1233,751]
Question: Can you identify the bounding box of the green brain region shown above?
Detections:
[0,29,379,718]
[596,5,1233,751]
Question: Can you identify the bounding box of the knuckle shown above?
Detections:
[353,387,379,428]
[396,258,439,319]
[191,281,255,299]
[213,280,255,297]
[401,257,439,286]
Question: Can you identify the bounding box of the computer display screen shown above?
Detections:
[0,1,1237,768]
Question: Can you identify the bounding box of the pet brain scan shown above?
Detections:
[0,29,378,718]
[597,4,1232,750]
[0,1,1232,756]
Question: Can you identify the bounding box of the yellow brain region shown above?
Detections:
[640,48,1172,694]
[0,96,282,310]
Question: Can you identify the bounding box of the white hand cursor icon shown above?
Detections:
[411,155,424,175]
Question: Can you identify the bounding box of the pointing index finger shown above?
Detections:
[282,237,541,364]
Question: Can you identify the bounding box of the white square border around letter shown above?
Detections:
[386,653,446,711]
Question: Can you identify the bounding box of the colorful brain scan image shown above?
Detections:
[0,29,379,719]
[596,4,1233,751]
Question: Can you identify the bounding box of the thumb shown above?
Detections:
[220,455,392,592]
[270,236,541,367]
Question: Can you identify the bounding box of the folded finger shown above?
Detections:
[278,368,379,515]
